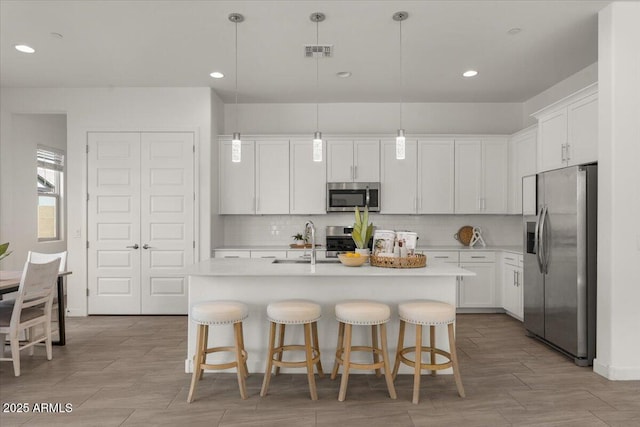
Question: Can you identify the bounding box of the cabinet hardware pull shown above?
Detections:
[353,165,357,179]
[126,244,139,249]
[434,256,448,259]
[350,165,353,180]
[565,144,570,162]
[471,256,485,258]
[225,256,239,258]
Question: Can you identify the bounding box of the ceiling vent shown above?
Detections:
[305,45,332,58]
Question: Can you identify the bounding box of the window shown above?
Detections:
[37,147,64,241]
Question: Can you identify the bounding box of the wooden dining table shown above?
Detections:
[0,270,72,346]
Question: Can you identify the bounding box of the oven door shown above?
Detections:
[326,183,380,212]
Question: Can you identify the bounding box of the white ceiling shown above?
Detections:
[0,0,610,103]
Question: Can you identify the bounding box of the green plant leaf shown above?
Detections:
[0,242,11,261]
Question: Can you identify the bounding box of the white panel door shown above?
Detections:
[140,132,194,314]
[380,139,417,214]
[326,140,354,182]
[256,140,289,214]
[290,140,326,214]
[88,132,142,314]
[88,132,195,315]
[417,139,454,213]
[455,140,482,213]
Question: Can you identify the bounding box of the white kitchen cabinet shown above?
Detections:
[327,139,379,182]
[534,84,598,172]
[251,250,287,259]
[417,139,455,213]
[458,261,497,308]
[502,253,523,320]
[219,140,255,214]
[508,127,537,214]
[424,251,459,264]
[290,139,327,214]
[380,139,418,214]
[255,140,289,214]
[214,250,251,258]
[455,138,508,214]
[286,250,326,260]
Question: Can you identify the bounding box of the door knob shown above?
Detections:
[126,244,139,249]
[142,244,153,249]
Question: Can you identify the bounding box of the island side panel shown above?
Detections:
[186,274,458,375]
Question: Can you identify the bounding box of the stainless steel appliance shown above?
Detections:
[523,164,597,366]
[326,182,380,212]
[325,226,373,258]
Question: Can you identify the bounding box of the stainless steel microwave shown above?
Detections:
[326,182,380,212]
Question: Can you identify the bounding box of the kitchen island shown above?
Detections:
[185,258,474,374]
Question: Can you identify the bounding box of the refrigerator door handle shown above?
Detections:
[539,205,549,274]
[534,206,544,273]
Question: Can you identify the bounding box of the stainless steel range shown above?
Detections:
[325,226,373,258]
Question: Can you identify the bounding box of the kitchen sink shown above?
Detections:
[271,259,340,264]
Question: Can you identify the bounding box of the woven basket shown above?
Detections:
[370,254,427,268]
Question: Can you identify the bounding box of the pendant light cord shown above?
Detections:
[399,17,403,129]
[316,17,319,133]
[235,19,239,135]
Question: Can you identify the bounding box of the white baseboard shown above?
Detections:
[593,358,640,380]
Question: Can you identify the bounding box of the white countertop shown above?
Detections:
[213,245,523,254]
[186,258,475,277]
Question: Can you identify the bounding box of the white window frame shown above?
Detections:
[37,146,65,242]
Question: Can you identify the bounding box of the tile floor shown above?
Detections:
[1,314,638,426]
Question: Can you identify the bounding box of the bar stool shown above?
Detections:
[392,300,465,404]
[331,300,397,401]
[260,299,324,400]
[187,300,249,402]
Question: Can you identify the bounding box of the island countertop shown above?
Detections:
[185,257,475,277]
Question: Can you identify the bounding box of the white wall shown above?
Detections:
[0,87,213,316]
[522,63,598,128]
[224,102,524,135]
[0,114,67,263]
[594,2,640,380]
[220,214,522,250]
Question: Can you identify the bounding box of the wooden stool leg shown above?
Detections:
[380,323,397,400]
[337,324,352,402]
[392,319,406,379]
[304,323,319,400]
[311,321,324,377]
[274,323,286,376]
[371,324,381,377]
[198,325,208,380]
[430,325,436,377]
[234,322,248,399]
[239,321,249,378]
[331,322,345,380]
[448,323,466,398]
[187,324,204,403]
[260,321,277,397]
[413,324,422,404]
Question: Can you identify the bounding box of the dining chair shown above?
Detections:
[27,251,67,272]
[0,259,61,376]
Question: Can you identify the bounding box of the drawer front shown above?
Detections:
[214,250,250,258]
[460,251,495,263]
[518,255,524,268]
[503,253,519,266]
[287,250,327,260]
[424,251,459,263]
[251,250,287,259]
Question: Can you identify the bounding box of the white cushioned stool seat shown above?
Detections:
[267,299,321,324]
[335,300,391,325]
[399,300,456,326]
[191,301,248,325]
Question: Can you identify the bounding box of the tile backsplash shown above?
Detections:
[217,214,523,248]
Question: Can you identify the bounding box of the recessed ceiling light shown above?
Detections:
[507,28,522,35]
[210,71,224,79]
[462,70,478,78]
[15,44,35,54]
[336,71,352,78]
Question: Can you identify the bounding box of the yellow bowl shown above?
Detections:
[338,253,368,267]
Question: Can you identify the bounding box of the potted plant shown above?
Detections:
[352,206,373,256]
[291,233,308,247]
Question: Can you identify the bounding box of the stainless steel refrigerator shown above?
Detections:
[523,164,597,366]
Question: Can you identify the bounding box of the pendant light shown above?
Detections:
[393,11,408,160]
[229,13,244,163]
[310,12,325,162]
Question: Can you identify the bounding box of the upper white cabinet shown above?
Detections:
[534,84,598,172]
[256,140,290,214]
[508,127,537,214]
[417,139,455,213]
[380,139,418,213]
[219,139,255,214]
[455,138,508,214]
[327,139,379,182]
[290,139,327,214]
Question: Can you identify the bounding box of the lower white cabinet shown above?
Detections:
[458,251,497,308]
[251,250,287,259]
[214,250,251,258]
[502,254,523,320]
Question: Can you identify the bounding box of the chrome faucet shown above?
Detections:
[305,220,316,266]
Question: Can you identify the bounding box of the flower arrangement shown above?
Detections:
[351,206,373,250]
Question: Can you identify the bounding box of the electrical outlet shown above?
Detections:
[74,228,81,238]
